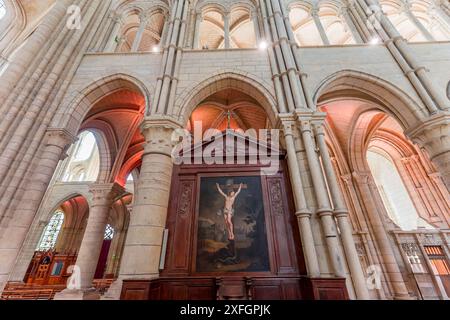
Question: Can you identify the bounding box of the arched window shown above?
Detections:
[319,5,356,45]
[229,7,257,48]
[0,1,6,20]
[74,132,96,161]
[367,150,433,230]
[197,6,257,50]
[198,8,225,49]
[380,0,450,42]
[62,131,100,182]
[37,211,65,251]
[125,172,135,193]
[290,4,357,46]
[104,224,115,240]
[289,6,323,46]
[117,10,166,53]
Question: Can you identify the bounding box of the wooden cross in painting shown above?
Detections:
[219,178,248,194]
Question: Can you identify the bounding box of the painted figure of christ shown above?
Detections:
[216,182,243,241]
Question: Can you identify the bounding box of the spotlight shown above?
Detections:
[152,46,160,53]
[258,40,268,50]
[370,37,380,45]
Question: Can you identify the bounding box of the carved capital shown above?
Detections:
[278,113,296,137]
[110,10,123,23]
[45,128,77,160]
[45,128,76,148]
[352,171,371,184]
[89,183,125,206]
[312,121,326,137]
[340,174,353,187]
[141,116,183,157]
[406,114,450,162]
[310,8,320,18]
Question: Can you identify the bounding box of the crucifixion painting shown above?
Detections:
[196,176,270,273]
[216,182,244,241]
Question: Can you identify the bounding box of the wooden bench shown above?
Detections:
[1,279,115,300]
[93,278,115,294]
[1,289,56,300]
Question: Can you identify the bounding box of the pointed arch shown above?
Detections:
[314,70,429,129]
[173,71,278,126]
[51,74,150,137]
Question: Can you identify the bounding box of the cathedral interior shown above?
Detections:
[0,0,449,301]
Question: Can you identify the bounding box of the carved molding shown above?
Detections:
[178,181,193,217]
[268,179,284,216]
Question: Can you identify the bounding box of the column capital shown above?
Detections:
[340,174,353,186]
[138,12,150,24]
[351,171,371,184]
[140,116,184,157]
[45,128,77,149]
[406,113,450,160]
[312,122,327,137]
[195,10,204,21]
[89,183,125,206]
[310,7,320,18]
[338,6,350,18]
[399,1,413,13]
[278,114,298,138]
[294,110,327,122]
[109,10,123,23]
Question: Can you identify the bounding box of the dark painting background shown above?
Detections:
[196,176,270,273]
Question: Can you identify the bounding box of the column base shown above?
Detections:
[101,279,123,300]
[53,288,101,300]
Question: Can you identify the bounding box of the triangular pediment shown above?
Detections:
[173,129,284,166]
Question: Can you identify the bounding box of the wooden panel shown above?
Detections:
[302,278,349,300]
[162,160,304,279]
[122,277,307,300]
[253,286,283,300]
[121,281,150,300]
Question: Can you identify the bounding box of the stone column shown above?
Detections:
[104,14,124,52]
[160,16,170,47]
[131,13,148,52]
[104,118,181,300]
[0,129,74,291]
[297,115,345,278]
[193,12,203,49]
[339,6,364,44]
[54,183,124,300]
[361,0,448,111]
[224,12,231,49]
[0,0,72,102]
[311,8,330,45]
[280,117,320,277]
[251,10,261,43]
[313,121,370,299]
[352,172,411,299]
[407,114,450,191]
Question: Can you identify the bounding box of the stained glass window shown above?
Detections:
[104,224,114,240]
[0,1,5,20]
[37,211,64,251]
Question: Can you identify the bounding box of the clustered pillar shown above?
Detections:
[0,129,75,291]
